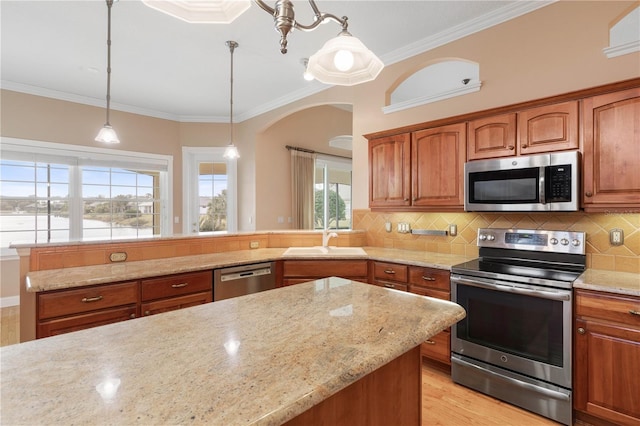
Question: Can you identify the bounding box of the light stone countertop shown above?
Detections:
[574,269,640,297]
[26,247,473,293]
[1,277,466,425]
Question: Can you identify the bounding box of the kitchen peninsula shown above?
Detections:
[0,277,465,425]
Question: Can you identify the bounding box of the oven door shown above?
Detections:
[450,274,572,388]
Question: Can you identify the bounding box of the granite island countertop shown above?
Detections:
[1,277,466,425]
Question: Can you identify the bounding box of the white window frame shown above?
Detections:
[0,137,173,257]
[315,154,352,230]
[182,146,237,234]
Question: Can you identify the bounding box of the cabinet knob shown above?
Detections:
[585,191,593,197]
[144,310,150,316]
[507,145,515,150]
[577,327,586,335]
[129,313,136,319]
[521,144,528,149]
[404,198,409,201]
[424,340,436,345]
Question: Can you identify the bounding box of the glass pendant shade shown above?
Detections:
[141,0,250,23]
[307,31,384,86]
[95,124,120,144]
[223,143,240,159]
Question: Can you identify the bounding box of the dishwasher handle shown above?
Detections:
[220,266,272,282]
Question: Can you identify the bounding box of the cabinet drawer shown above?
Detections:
[141,270,212,301]
[283,260,368,278]
[575,290,640,326]
[38,281,139,320]
[37,305,137,338]
[421,330,450,365]
[408,267,449,291]
[408,285,449,300]
[142,291,212,316]
[373,281,408,292]
[373,262,408,282]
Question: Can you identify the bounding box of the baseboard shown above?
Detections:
[0,296,19,308]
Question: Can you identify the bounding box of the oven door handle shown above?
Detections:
[450,275,571,301]
[451,356,571,401]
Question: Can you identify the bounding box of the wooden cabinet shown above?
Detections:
[37,281,139,338]
[369,134,411,208]
[282,260,369,286]
[371,261,409,292]
[411,123,466,208]
[468,101,578,160]
[407,266,451,365]
[141,270,212,316]
[582,88,640,211]
[574,289,640,425]
[517,101,579,155]
[468,113,517,160]
[36,270,213,338]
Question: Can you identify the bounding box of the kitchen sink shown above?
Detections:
[283,246,367,256]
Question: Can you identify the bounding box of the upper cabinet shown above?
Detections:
[369,123,466,211]
[411,123,466,208]
[582,87,640,211]
[467,101,579,160]
[369,134,411,208]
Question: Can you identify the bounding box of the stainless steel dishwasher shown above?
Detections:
[213,262,276,301]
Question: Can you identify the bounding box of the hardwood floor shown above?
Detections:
[0,307,582,425]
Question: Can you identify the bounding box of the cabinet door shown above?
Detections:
[37,305,137,338]
[574,318,640,425]
[583,88,640,209]
[369,134,411,208]
[518,101,579,155]
[468,113,517,160]
[411,123,466,208]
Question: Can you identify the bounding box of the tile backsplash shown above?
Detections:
[353,210,640,274]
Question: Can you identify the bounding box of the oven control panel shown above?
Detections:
[477,228,585,254]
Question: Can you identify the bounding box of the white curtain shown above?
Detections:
[290,149,316,229]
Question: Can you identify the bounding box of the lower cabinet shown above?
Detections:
[36,271,213,338]
[574,289,640,425]
[281,260,369,286]
[370,261,452,365]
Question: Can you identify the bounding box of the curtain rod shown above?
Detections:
[285,145,352,160]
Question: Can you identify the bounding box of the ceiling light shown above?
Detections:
[141,0,250,23]
[223,41,240,160]
[95,0,120,144]
[255,0,384,86]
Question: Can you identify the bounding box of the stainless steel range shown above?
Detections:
[450,228,586,425]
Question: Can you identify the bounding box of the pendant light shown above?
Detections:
[223,40,240,160]
[95,0,120,144]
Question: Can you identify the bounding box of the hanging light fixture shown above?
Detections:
[95,0,120,144]
[254,0,384,86]
[223,40,240,160]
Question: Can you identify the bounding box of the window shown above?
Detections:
[0,138,172,255]
[314,155,352,230]
[182,147,237,234]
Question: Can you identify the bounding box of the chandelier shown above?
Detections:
[141,0,384,86]
[95,0,120,144]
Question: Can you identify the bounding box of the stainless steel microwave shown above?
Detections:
[464,151,580,212]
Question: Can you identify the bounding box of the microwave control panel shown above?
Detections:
[546,164,572,202]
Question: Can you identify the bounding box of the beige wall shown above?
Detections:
[255,105,352,230]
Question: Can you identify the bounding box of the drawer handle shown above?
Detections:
[171,283,189,288]
[422,276,436,281]
[81,295,103,303]
[425,340,436,345]
[630,310,640,316]
[384,284,396,289]
[383,270,396,274]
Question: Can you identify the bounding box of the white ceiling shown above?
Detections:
[0,1,551,123]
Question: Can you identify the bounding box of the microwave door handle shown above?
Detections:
[539,168,546,204]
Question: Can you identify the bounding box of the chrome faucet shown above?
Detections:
[322,229,338,247]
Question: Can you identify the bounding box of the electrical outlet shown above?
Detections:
[109,252,127,262]
[250,241,259,249]
[610,228,624,246]
[449,224,457,236]
[385,222,392,232]
[397,222,411,233]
